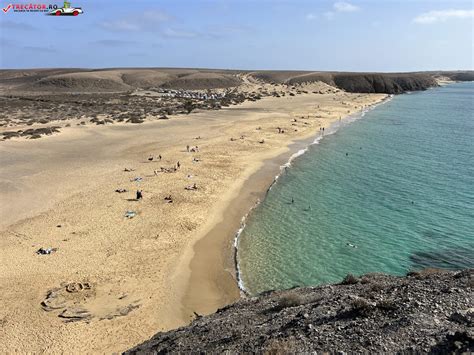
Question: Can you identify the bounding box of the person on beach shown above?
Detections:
[158,154,162,161]
[136,190,143,200]
[177,161,180,169]
[186,145,190,152]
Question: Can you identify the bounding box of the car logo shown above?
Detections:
[48,1,83,16]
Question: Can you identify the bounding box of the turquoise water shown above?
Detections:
[238,82,474,295]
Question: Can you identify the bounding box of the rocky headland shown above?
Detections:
[128,269,473,354]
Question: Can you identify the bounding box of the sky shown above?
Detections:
[0,0,473,71]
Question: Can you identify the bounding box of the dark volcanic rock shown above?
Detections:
[126,269,473,354]
[254,71,441,94]
[332,73,438,94]
[447,72,474,82]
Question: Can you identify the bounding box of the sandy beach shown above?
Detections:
[0,88,386,353]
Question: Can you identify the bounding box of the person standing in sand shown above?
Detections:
[136,190,143,200]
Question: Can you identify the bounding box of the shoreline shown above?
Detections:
[235,94,394,294]
[179,94,392,319]
[179,133,317,318]
[0,90,388,353]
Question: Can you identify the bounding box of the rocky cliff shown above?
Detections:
[331,73,437,94]
[127,269,473,354]
[253,71,439,94]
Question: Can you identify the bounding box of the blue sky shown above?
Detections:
[0,0,473,71]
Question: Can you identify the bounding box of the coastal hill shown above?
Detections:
[0,69,472,94]
[127,269,473,353]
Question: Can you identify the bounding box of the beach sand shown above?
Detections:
[0,89,386,353]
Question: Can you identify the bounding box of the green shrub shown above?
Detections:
[342,274,359,285]
[277,293,303,309]
[376,299,397,311]
[265,337,300,355]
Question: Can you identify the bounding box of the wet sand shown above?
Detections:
[0,90,386,353]
[180,135,316,317]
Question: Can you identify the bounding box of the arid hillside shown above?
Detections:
[1,68,472,94]
[127,269,473,354]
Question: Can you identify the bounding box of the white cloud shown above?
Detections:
[308,2,359,22]
[99,10,205,39]
[23,46,58,53]
[333,2,359,12]
[162,28,199,39]
[204,25,254,38]
[1,20,36,31]
[92,39,136,47]
[101,20,141,31]
[100,10,171,32]
[142,11,171,22]
[324,11,335,20]
[413,9,474,24]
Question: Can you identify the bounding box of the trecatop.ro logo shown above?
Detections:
[2,1,83,15]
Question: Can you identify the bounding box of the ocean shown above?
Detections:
[237,82,474,295]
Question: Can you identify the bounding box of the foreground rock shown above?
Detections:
[127,269,473,354]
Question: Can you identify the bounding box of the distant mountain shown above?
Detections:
[0,68,472,94]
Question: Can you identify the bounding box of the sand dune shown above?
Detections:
[22,71,132,92]
[120,70,178,88]
[2,69,244,93]
[160,72,242,90]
